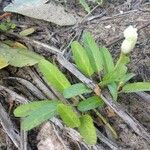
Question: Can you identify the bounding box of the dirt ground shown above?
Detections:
[0,0,150,150]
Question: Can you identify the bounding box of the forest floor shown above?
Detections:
[0,0,150,150]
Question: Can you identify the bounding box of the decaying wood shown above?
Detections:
[0,102,20,148]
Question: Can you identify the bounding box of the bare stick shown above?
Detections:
[4,77,46,99]
[96,129,118,150]
[20,128,28,150]
[136,92,150,104]
[2,31,62,55]
[0,85,28,103]
[25,67,57,99]
[0,102,20,148]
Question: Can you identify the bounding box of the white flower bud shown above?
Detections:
[121,26,138,54]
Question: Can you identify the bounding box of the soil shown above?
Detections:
[0,0,150,150]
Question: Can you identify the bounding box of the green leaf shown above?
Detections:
[21,101,59,131]
[71,41,94,77]
[19,27,35,36]
[83,32,103,73]
[38,59,71,93]
[0,56,8,69]
[0,23,7,31]
[63,83,92,98]
[100,46,114,73]
[14,100,55,117]
[79,115,97,145]
[101,53,130,86]
[79,0,90,13]
[101,65,127,86]
[78,96,104,112]
[4,0,76,26]
[57,104,80,128]
[121,82,150,93]
[119,73,135,85]
[0,43,43,67]
[108,83,118,101]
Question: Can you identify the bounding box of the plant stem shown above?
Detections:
[94,109,118,139]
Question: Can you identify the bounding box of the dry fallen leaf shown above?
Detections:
[4,1,76,26]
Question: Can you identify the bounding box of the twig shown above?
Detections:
[20,128,28,150]
[51,118,117,150]
[24,67,57,99]
[0,85,28,103]
[101,93,150,142]
[4,77,46,99]
[136,92,150,104]
[97,9,139,22]
[80,4,101,23]
[0,102,20,148]
[96,129,118,150]
[1,31,62,55]
[86,11,106,22]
